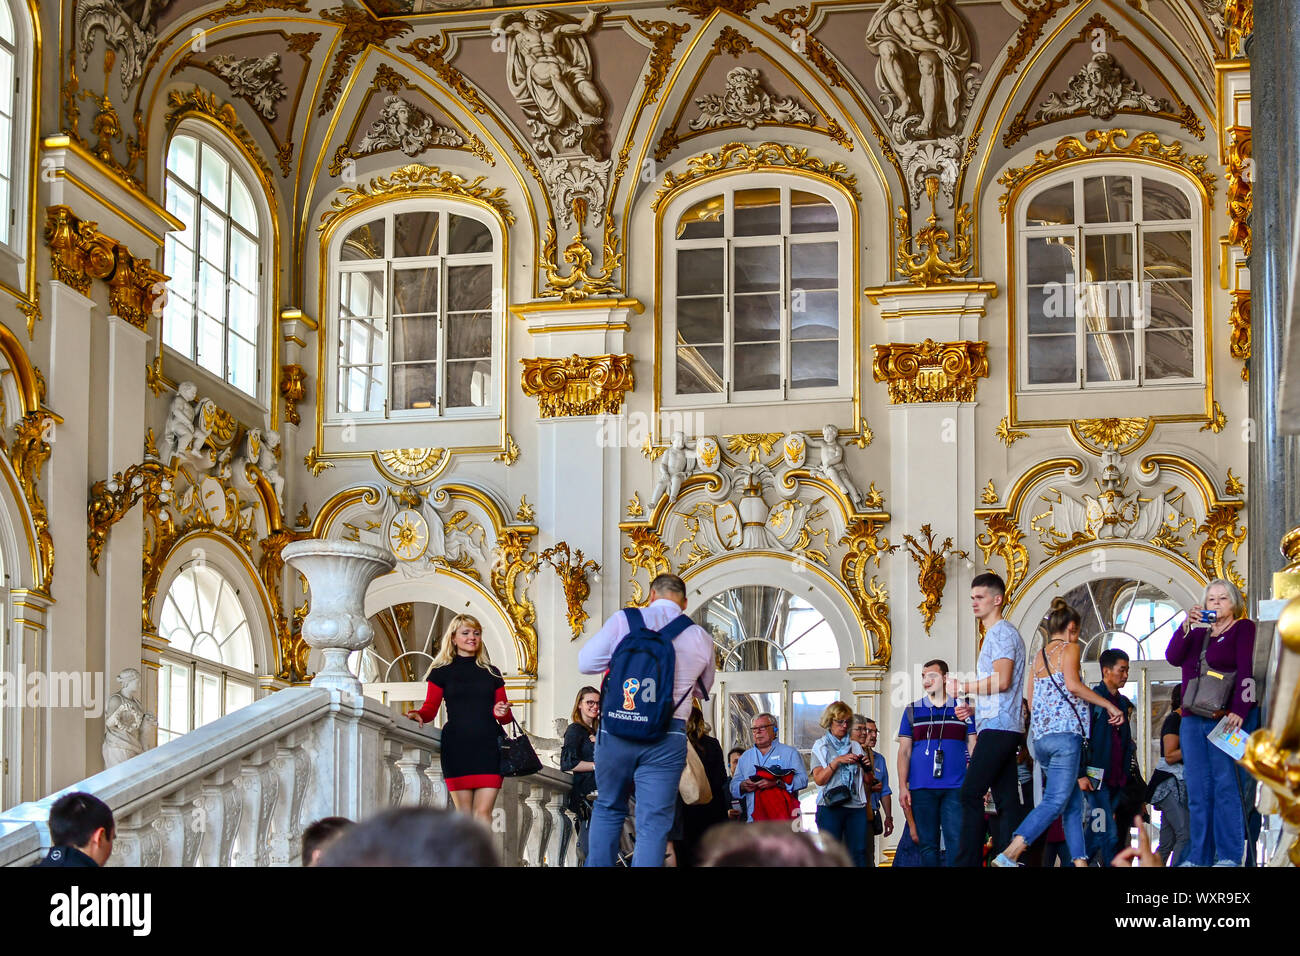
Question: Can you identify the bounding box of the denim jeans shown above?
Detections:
[815,804,870,867]
[586,719,687,867]
[1084,784,1122,864]
[1014,733,1087,862]
[1182,712,1249,865]
[911,787,963,867]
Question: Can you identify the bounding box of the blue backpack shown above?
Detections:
[600,607,698,741]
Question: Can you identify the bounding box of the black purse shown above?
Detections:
[498,719,542,777]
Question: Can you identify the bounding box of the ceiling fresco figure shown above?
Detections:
[866,0,976,141]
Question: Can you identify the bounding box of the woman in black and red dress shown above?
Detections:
[404,615,513,823]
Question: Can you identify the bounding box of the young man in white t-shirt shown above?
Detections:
[944,571,1026,867]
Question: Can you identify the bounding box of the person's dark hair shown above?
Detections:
[649,573,687,600]
[301,817,352,865]
[48,792,114,849]
[1099,648,1130,671]
[922,658,949,675]
[698,823,852,867]
[727,747,745,761]
[1044,597,1081,637]
[970,572,1006,599]
[315,808,499,867]
[1170,684,1182,710]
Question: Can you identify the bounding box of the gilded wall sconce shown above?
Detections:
[536,541,602,639]
[901,524,969,635]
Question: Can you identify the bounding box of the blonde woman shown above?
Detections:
[405,615,513,823]
[809,700,871,866]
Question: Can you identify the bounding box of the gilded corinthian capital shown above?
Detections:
[871,339,989,403]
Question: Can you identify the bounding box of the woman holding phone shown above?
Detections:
[1164,579,1256,866]
[405,615,514,825]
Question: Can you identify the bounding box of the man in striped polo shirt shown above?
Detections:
[896,659,977,867]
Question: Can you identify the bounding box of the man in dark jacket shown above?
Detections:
[33,792,115,867]
[1081,649,1135,865]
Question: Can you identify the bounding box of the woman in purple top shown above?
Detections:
[1163,578,1256,866]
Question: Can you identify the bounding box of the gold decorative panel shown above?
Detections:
[44,206,166,332]
[520,354,634,418]
[651,142,861,212]
[872,339,989,403]
[280,364,307,427]
[1227,126,1252,257]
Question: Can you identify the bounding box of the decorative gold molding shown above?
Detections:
[374,447,446,482]
[651,142,861,212]
[87,460,172,574]
[537,541,601,639]
[872,339,989,403]
[318,164,515,234]
[515,495,535,522]
[1226,0,1253,59]
[259,527,312,682]
[975,512,1029,602]
[1197,505,1248,594]
[670,0,766,17]
[145,353,168,397]
[1227,126,1251,257]
[538,217,623,302]
[895,177,975,286]
[1240,727,1300,866]
[318,4,412,115]
[304,445,334,476]
[1200,401,1227,434]
[622,527,671,607]
[839,518,893,666]
[1069,417,1153,454]
[519,354,634,418]
[13,413,55,596]
[280,364,307,427]
[626,492,645,519]
[1225,468,1245,497]
[725,433,782,464]
[899,525,968,635]
[992,0,1070,91]
[761,7,849,90]
[166,88,274,187]
[1229,290,1251,381]
[44,206,166,332]
[981,479,998,505]
[399,34,492,116]
[495,434,521,466]
[490,529,540,676]
[997,129,1216,222]
[995,416,1028,446]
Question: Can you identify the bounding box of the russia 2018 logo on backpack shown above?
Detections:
[622,678,640,711]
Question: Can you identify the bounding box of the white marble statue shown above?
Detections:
[809,424,866,510]
[256,429,285,506]
[649,430,693,506]
[102,667,155,768]
[160,381,201,464]
[866,0,977,140]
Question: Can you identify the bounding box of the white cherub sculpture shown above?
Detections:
[257,429,285,507]
[160,381,201,465]
[649,430,693,505]
[810,424,866,511]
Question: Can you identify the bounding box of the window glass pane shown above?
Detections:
[677,247,723,296]
[230,289,257,343]
[1143,230,1192,281]
[0,53,12,120]
[1027,335,1076,384]
[447,359,492,408]
[167,135,198,187]
[0,176,7,245]
[446,312,491,359]
[199,205,227,263]
[200,146,229,205]
[1142,177,1191,220]
[225,681,254,715]
[196,671,221,729]
[393,314,437,364]
[677,195,724,240]
[341,219,385,260]
[733,293,780,343]
[1146,280,1193,329]
[1083,175,1133,223]
[163,298,193,356]
[393,363,438,410]
[1025,235,1074,284]
[1078,282,1134,331]
[1144,329,1194,380]
[159,661,190,743]
[229,229,258,290]
[197,312,224,370]
[229,174,258,236]
[229,338,256,394]
[1085,331,1136,382]
[791,340,837,389]
[734,188,781,236]
[447,263,492,312]
[0,2,14,42]
[790,241,837,290]
[677,346,724,394]
[791,691,841,751]
[342,271,384,317]
[393,267,439,316]
[166,185,196,244]
[675,297,723,346]
[1083,233,1133,283]
[448,214,492,255]
[791,290,837,340]
[198,260,225,318]
[1026,284,1075,334]
[1026,181,1074,226]
[790,191,837,233]
[389,211,435,258]
[733,245,780,293]
[164,240,194,299]
[734,342,780,391]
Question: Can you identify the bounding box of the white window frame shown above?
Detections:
[662,176,853,408]
[325,202,503,423]
[161,126,271,406]
[0,0,29,261]
[1016,163,1204,393]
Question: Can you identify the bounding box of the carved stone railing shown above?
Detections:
[0,686,577,867]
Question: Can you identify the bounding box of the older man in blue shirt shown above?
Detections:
[730,713,808,822]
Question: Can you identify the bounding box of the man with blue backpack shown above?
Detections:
[578,573,716,866]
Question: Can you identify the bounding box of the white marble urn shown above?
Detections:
[282,539,396,695]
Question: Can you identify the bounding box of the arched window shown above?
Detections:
[162,130,266,399]
[157,566,257,742]
[1017,166,1202,389]
[327,203,501,420]
[663,179,852,405]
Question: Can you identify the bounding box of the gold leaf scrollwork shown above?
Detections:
[670,0,766,18]
[319,164,515,233]
[538,541,601,640]
[1200,401,1227,434]
[622,527,671,607]
[839,518,894,666]
[259,528,311,682]
[1225,469,1245,497]
[145,353,167,397]
[519,354,634,418]
[1197,505,1247,595]
[761,7,848,89]
[725,433,782,464]
[1227,126,1251,257]
[14,412,56,595]
[626,492,645,519]
[515,495,535,522]
[1229,291,1251,381]
[1226,0,1253,59]
[45,206,167,331]
[538,217,624,302]
[981,479,998,505]
[87,460,173,575]
[995,416,1028,446]
[304,445,334,476]
[490,529,540,676]
[975,512,1029,602]
[166,88,274,187]
[900,524,968,635]
[1070,417,1151,454]
[280,364,307,427]
[895,177,975,286]
[495,434,521,466]
[997,129,1216,222]
[872,339,989,403]
[652,142,860,212]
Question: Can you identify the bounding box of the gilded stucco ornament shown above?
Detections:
[1226,0,1252,59]
[839,518,894,667]
[166,88,275,187]
[44,206,166,331]
[1227,126,1252,257]
[13,413,57,596]
[621,527,671,607]
[893,176,977,284]
[652,142,860,211]
[490,529,541,676]
[1229,291,1251,382]
[319,164,515,233]
[872,338,989,403]
[1069,417,1152,455]
[259,527,311,682]
[538,216,623,302]
[494,434,521,466]
[280,365,306,427]
[898,525,968,635]
[304,445,334,477]
[536,542,601,639]
[975,513,1029,601]
[995,416,1028,446]
[317,3,411,116]
[1200,401,1227,434]
[519,353,634,418]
